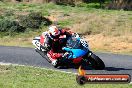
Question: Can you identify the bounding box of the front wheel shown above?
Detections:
[88,53,105,70]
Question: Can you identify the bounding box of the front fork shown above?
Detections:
[82,51,92,61]
[80,51,93,68]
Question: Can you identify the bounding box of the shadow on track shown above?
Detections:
[105,67,132,71]
[57,66,132,71]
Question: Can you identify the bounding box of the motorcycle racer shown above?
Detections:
[41,25,73,67]
[32,26,105,69]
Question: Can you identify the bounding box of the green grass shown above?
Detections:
[58,20,73,27]
[0,65,131,88]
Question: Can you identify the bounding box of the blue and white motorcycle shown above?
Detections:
[32,33,105,69]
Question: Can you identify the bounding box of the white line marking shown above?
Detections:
[0,62,12,65]
[38,67,78,75]
[0,62,77,75]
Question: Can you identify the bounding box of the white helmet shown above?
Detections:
[49,26,60,36]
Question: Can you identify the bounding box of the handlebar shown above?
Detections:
[62,47,71,52]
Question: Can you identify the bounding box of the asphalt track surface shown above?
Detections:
[0,46,132,81]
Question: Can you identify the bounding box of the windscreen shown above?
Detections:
[66,37,81,49]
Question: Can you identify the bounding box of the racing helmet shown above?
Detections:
[48,26,60,37]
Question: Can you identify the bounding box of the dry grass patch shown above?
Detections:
[67,12,132,54]
[0,37,33,47]
[0,65,11,74]
[70,12,132,36]
[85,34,132,54]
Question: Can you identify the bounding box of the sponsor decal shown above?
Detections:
[76,66,131,85]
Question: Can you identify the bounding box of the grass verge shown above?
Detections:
[0,65,131,88]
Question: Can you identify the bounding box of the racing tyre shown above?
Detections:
[88,53,105,70]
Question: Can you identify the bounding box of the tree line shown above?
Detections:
[0,0,131,10]
[45,0,132,10]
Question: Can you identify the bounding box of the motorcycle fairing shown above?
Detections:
[32,37,41,50]
[62,47,88,59]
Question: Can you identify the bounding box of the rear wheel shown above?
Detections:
[88,52,105,70]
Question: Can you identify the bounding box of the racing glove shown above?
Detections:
[44,43,50,51]
[62,52,69,60]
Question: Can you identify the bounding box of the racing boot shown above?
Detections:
[52,59,59,68]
